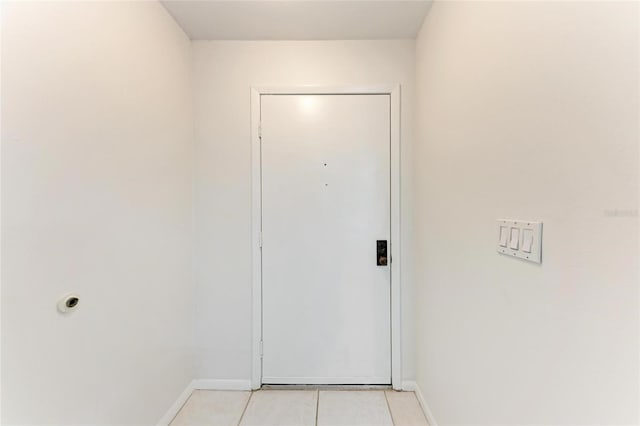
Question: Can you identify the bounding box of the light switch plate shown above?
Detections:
[497,219,542,264]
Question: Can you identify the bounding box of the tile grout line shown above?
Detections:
[315,389,320,426]
[236,390,253,426]
[383,390,396,426]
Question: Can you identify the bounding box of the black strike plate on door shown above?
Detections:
[377,240,388,266]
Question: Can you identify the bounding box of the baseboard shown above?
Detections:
[193,379,253,390]
[157,380,195,426]
[401,380,437,426]
[401,380,417,391]
[157,378,252,425]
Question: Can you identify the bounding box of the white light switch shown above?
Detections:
[522,229,534,253]
[499,226,509,247]
[497,219,543,264]
[509,228,519,249]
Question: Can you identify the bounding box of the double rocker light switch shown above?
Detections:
[497,219,542,264]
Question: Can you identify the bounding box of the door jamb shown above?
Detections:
[250,85,402,390]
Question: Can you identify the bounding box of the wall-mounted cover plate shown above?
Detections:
[497,219,542,264]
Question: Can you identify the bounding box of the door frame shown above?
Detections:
[250,85,402,390]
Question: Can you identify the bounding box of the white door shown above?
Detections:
[260,94,391,385]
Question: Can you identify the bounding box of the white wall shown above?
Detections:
[192,40,416,383]
[414,2,638,424]
[1,2,194,424]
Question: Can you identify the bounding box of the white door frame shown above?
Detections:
[250,85,402,390]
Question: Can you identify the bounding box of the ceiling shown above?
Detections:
[160,1,432,40]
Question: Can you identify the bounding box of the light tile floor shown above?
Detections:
[170,389,428,426]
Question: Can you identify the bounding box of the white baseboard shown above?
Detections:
[194,379,253,391]
[157,378,252,425]
[157,380,195,426]
[401,380,437,426]
[401,380,417,391]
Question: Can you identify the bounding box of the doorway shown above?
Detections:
[250,87,402,389]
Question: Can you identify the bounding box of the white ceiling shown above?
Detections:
[160,1,432,40]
